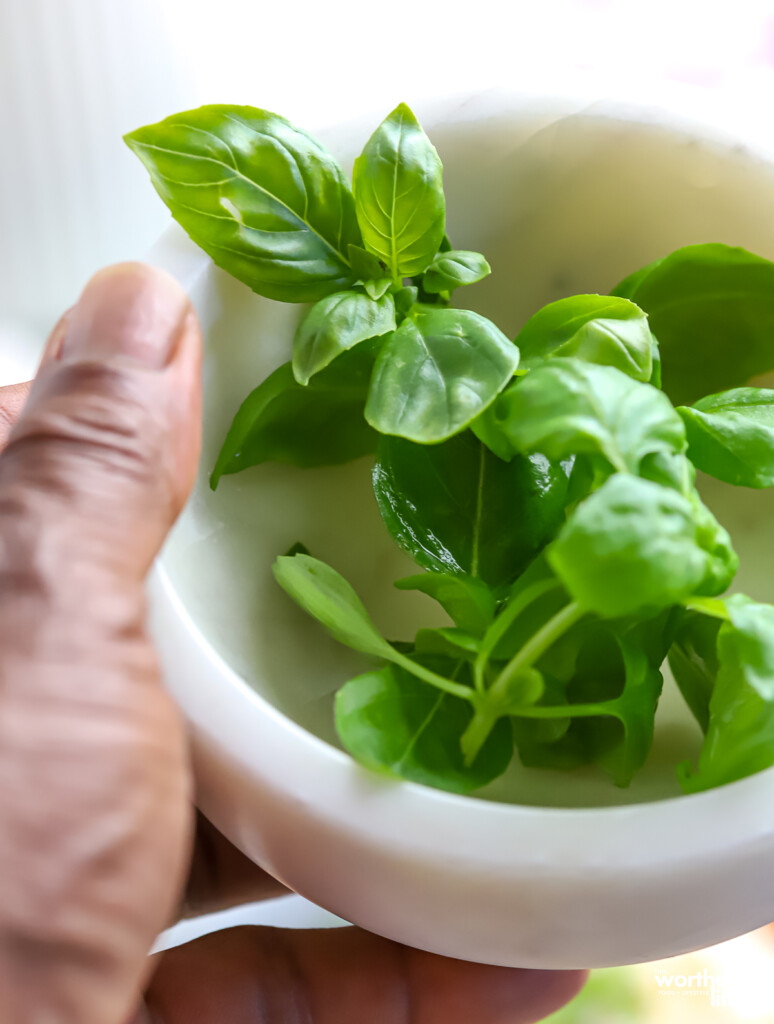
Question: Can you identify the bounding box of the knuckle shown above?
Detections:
[1,363,171,509]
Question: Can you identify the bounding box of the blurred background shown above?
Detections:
[3,0,774,1019]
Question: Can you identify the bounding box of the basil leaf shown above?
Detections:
[513,616,671,786]
[365,307,519,443]
[668,610,721,733]
[335,663,513,793]
[394,573,496,635]
[414,627,481,660]
[363,278,393,300]
[347,243,384,280]
[690,492,738,597]
[352,103,445,279]
[515,294,653,382]
[612,243,774,405]
[211,342,378,486]
[422,250,491,294]
[593,630,665,787]
[273,553,394,659]
[393,285,418,320]
[292,290,395,385]
[679,595,774,792]
[548,475,714,618]
[476,359,685,475]
[678,387,774,488]
[125,105,359,302]
[374,432,571,588]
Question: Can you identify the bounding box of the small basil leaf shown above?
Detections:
[690,492,738,597]
[516,294,653,382]
[363,278,393,300]
[668,610,721,733]
[612,243,774,405]
[638,450,695,496]
[422,250,491,294]
[374,432,571,588]
[347,243,384,281]
[679,595,774,792]
[125,105,359,302]
[211,342,378,486]
[393,285,418,320]
[513,615,671,785]
[414,627,480,661]
[593,630,664,787]
[292,290,395,385]
[394,572,496,635]
[476,359,685,475]
[353,103,445,279]
[335,663,513,793]
[273,553,393,659]
[548,475,714,618]
[366,307,519,443]
[678,387,774,488]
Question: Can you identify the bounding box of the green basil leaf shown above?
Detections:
[373,432,571,588]
[422,250,491,294]
[292,290,395,385]
[125,105,359,302]
[273,553,394,659]
[335,663,512,793]
[638,450,695,496]
[393,285,418,321]
[413,627,481,660]
[352,103,445,279]
[363,278,393,300]
[476,359,685,475]
[678,387,774,488]
[394,573,495,635]
[515,294,653,382]
[513,616,671,785]
[211,342,378,486]
[690,492,738,597]
[366,307,519,443]
[612,243,774,405]
[668,610,721,733]
[548,475,714,618]
[593,630,665,787]
[679,595,774,792]
[347,243,384,280]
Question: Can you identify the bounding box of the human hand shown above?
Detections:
[0,264,586,1023]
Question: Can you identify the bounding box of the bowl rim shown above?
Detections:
[147,85,774,874]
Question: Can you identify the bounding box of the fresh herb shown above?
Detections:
[130,101,774,797]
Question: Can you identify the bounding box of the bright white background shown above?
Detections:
[3,1,774,1019]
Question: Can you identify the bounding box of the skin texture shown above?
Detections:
[0,264,586,1024]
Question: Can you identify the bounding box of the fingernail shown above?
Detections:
[62,263,193,369]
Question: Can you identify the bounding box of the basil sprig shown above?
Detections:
[130,102,774,797]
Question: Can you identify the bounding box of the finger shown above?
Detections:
[142,926,587,1024]
[183,813,287,918]
[0,382,31,449]
[0,264,202,1024]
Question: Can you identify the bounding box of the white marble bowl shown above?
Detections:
[147,90,774,968]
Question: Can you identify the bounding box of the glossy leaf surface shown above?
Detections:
[126,105,360,301]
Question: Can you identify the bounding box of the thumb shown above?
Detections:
[3,263,201,578]
[0,264,201,1024]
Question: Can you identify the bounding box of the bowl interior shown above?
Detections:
[161,97,774,808]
